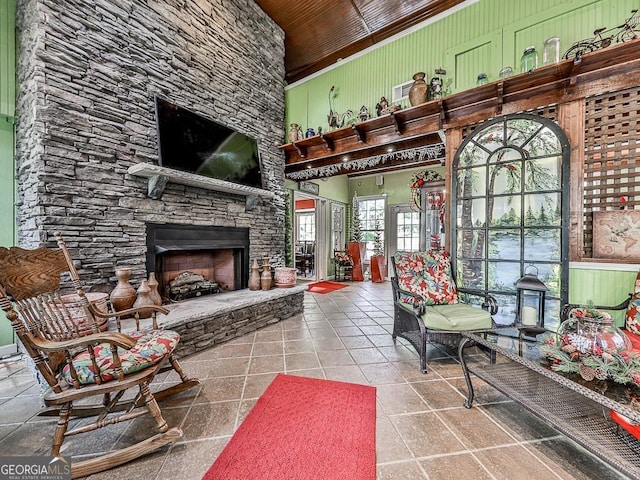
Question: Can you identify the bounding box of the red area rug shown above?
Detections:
[202,374,376,480]
[306,281,349,294]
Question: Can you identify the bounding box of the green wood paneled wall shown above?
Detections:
[0,0,16,348]
[569,268,639,325]
[285,0,637,136]
[0,0,15,247]
[0,118,13,247]
[0,0,15,118]
[285,0,640,321]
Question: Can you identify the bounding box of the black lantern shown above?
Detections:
[515,265,548,330]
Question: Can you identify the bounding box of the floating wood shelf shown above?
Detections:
[282,39,640,180]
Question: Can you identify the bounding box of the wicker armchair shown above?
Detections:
[0,232,199,478]
[391,251,497,373]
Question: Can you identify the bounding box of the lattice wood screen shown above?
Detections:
[583,87,640,258]
[460,105,558,137]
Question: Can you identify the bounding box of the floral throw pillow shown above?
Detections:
[625,272,640,335]
[394,250,458,306]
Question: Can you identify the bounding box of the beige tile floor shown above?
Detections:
[0,281,630,479]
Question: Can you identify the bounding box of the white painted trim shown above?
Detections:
[285,0,482,90]
[569,262,640,272]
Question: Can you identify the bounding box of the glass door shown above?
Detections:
[390,205,421,254]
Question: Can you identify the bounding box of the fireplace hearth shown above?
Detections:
[146,223,249,302]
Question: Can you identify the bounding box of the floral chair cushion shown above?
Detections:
[61,329,180,385]
[394,250,458,307]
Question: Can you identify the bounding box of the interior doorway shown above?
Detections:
[294,191,324,281]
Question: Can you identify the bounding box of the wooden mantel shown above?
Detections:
[282,39,640,180]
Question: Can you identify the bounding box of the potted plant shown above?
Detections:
[370,220,386,283]
[348,192,366,281]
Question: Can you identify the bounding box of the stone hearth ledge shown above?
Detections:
[154,285,306,356]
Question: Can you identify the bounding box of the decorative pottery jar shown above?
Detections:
[147,272,162,306]
[557,308,631,356]
[59,292,110,334]
[274,267,297,288]
[248,258,261,291]
[110,267,137,312]
[133,280,155,319]
[288,123,299,143]
[260,257,272,291]
[408,72,428,106]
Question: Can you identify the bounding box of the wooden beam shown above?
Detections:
[558,99,586,262]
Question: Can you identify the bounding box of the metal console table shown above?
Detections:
[459,329,640,480]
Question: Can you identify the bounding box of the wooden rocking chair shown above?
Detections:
[0,232,199,478]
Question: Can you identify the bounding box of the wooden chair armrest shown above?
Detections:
[29,331,137,353]
[457,288,499,315]
[89,302,170,319]
[560,294,632,320]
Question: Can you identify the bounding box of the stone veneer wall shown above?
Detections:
[167,290,305,357]
[14,0,286,291]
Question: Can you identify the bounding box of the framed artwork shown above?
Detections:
[593,210,640,260]
[299,181,319,195]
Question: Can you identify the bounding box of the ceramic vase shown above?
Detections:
[248,258,261,291]
[370,255,386,283]
[110,267,137,312]
[133,280,155,319]
[408,72,429,106]
[260,257,272,291]
[288,123,299,143]
[147,272,162,306]
[274,267,296,288]
[348,241,366,282]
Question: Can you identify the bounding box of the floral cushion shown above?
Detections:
[61,329,180,385]
[394,251,458,307]
[625,272,640,336]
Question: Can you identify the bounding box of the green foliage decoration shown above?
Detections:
[350,191,362,242]
[373,220,383,257]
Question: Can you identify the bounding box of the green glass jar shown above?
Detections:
[520,46,538,73]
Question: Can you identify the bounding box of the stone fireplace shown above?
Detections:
[146,223,249,300]
[15,0,286,289]
[13,0,302,354]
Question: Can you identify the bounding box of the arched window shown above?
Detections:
[452,114,570,328]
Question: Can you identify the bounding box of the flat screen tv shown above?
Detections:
[154,96,263,189]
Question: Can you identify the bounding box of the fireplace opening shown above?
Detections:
[146,223,249,303]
